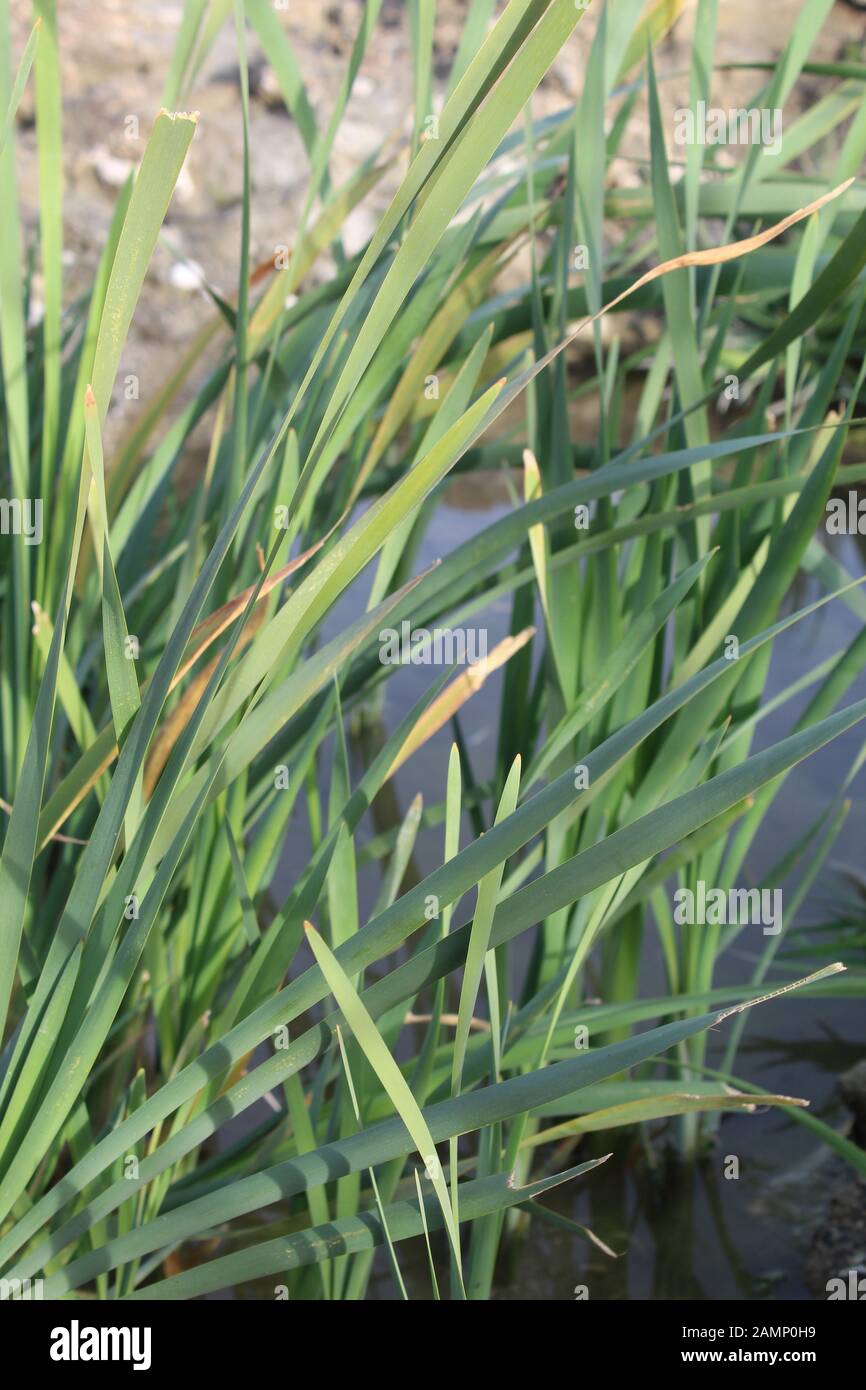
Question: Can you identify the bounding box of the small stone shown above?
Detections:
[804,1178,866,1296]
[167,259,206,292]
[93,150,134,189]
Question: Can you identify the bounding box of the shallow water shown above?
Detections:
[270,485,866,1300]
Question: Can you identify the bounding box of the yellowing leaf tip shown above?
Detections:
[158,107,200,124]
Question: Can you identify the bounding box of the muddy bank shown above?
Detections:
[8,2,865,454]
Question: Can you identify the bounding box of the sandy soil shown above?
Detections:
[7,1,866,447]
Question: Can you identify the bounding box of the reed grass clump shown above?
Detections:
[0,0,865,1299]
